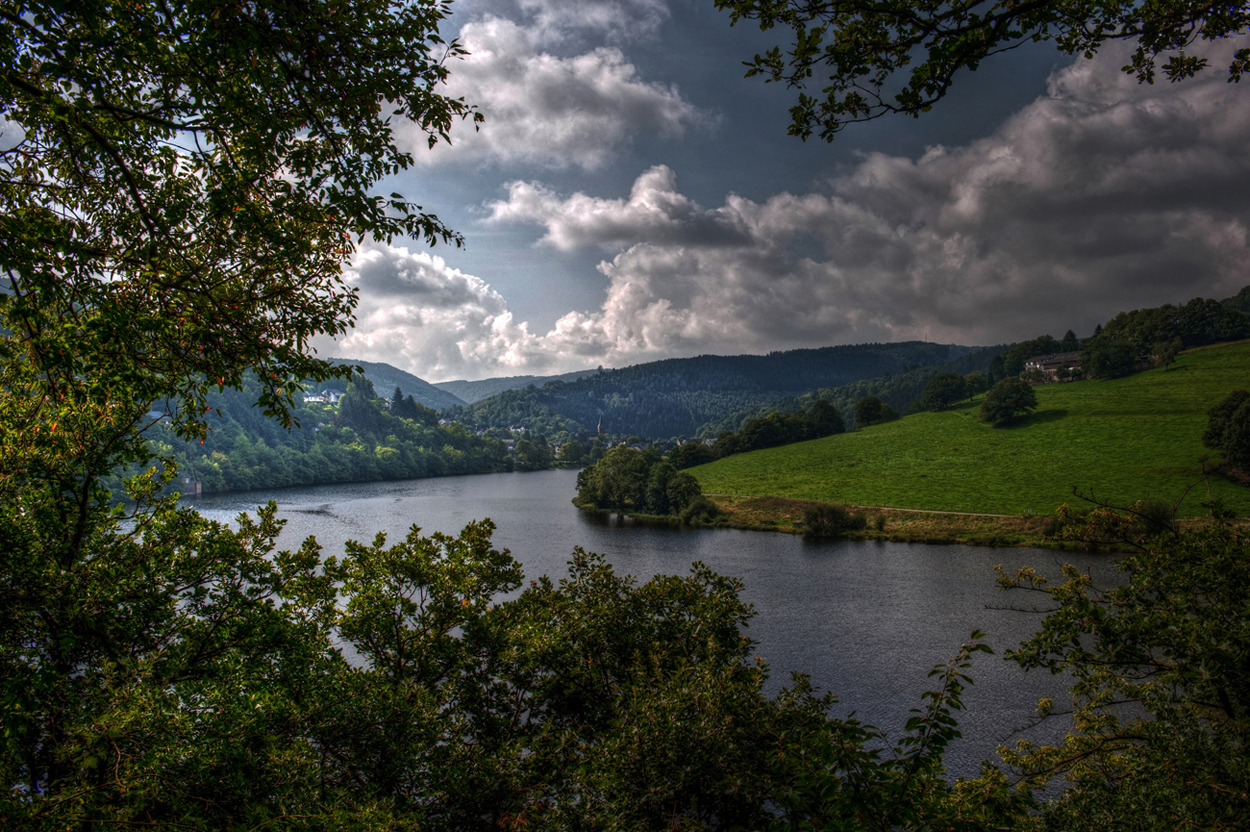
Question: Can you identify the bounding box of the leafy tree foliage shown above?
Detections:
[575,446,709,519]
[4,502,1018,829]
[963,371,988,396]
[708,399,845,459]
[668,441,716,470]
[988,353,1008,385]
[979,377,1039,426]
[390,386,441,426]
[556,439,587,466]
[1000,335,1063,377]
[854,395,884,428]
[1151,337,1184,370]
[998,506,1250,830]
[1226,284,1250,314]
[141,374,509,494]
[1100,296,1250,353]
[335,378,391,437]
[1,0,478,433]
[1080,338,1139,379]
[1204,388,1250,470]
[1060,329,1080,352]
[716,0,1250,140]
[853,395,900,429]
[918,372,968,411]
[514,434,555,471]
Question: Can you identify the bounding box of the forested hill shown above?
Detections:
[433,369,601,404]
[142,375,506,495]
[696,345,1007,437]
[444,342,982,439]
[327,357,466,410]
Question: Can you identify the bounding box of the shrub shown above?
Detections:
[1130,498,1177,536]
[1203,388,1250,470]
[681,496,722,524]
[802,504,867,538]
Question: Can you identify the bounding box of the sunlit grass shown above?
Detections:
[692,340,1250,517]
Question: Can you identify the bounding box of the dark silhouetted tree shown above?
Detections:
[1081,339,1138,379]
[1203,389,1250,470]
[980,377,1038,427]
[919,372,968,410]
[716,0,1250,140]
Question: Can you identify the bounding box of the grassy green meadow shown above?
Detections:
[692,340,1250,518]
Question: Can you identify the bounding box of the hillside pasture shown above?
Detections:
[691,341,1250,517]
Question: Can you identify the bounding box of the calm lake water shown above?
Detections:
[190,468,1118,777]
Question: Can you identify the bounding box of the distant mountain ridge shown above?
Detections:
[446,342,986,439]
[433,369,602,404]
[327,357,467,410]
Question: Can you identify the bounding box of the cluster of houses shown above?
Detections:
[302,388,346,404]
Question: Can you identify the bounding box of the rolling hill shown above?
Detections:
[447,341,990,439]
[690,340,1250,518]
[327,357,466,410]
[432,369,601,404]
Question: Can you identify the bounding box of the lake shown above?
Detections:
[190,468,1118,777]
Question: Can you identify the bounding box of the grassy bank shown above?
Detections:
[692,340,1250,520]
[702,495,1068,547]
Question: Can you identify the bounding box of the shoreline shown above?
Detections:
[703,494,1073,549]
[699,495,1244,549]
[577,495,1079,549]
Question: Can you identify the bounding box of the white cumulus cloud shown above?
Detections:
[340,38,1250,380]
[329,242,553,381]
[403,16,703,170]
[484,37,1250,354]
[485,164,744,249]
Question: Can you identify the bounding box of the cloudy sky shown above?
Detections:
[321,0,1250,382]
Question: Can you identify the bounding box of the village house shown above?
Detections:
[1023,350,1082,381]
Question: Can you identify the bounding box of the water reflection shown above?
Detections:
[190,468,1118,776]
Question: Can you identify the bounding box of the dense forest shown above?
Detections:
[698,345,1006,435]
[1097,295,1250,353]
[446,341,980,439]
[139,376,510,495]
[573,446,719,522]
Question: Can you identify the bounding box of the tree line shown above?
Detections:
[668,398,846,469]
[700,345,1006,435]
